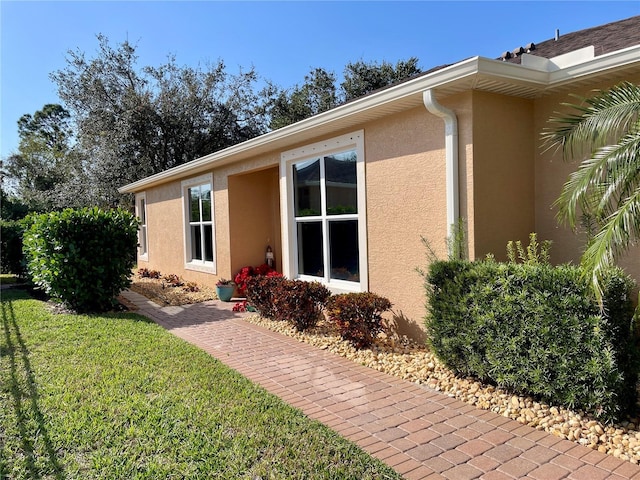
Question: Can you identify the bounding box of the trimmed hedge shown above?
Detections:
[23,207,139,313]
[425,259,638,422]
[0,219,27,277]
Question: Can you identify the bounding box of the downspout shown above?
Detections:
[423,90,459,251]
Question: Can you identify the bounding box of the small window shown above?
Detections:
[182,174,216,273]
[136,193,148,261]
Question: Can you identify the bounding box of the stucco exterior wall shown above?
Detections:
[139,153,281,288]
[137,71,640,341]
[364,95,472,338]
[471,91,535,260]
[534,74,640,287]
[228,167,282,275]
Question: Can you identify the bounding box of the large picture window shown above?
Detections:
[281,131,367,291]
[182,174,216,272]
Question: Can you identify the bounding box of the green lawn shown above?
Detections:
[1,289,401,479]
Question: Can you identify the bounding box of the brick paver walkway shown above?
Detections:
[121,289,640,479]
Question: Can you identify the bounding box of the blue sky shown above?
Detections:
[1,1,639,159]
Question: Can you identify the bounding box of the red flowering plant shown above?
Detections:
[234,266,255,296]
[232,263,281,313]
[234,263,280,297]
[232,300,248,312]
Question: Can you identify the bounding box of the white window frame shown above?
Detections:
[280,130,368,293]
[182,173,216,274]
[136,192,149,261]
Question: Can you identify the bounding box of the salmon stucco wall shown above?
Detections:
[534,74,640,287]
[228,167,282,275]
[139,152,281,287]
[140,175,221,288]
[138,73,640,341]
[212,152,280,280]
[364,98,471,339]
[471,91,535,260]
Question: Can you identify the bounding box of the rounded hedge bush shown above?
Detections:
[23,207,139,313]
[425,259,638,422]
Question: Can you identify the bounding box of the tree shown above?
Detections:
[267,58,422,129]
[0,188,30,220]
[267,68,338,129]
[341,57,421,102]
[543,81,640,299]
[3,104,84,212]
[51,35,268,206]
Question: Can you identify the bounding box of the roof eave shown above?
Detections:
[118,58,484,194]
[119,46,640,194]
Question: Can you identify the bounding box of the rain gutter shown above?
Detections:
[423,90,459,247]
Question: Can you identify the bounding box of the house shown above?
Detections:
[120,16,640,340]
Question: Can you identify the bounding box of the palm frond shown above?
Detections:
[542,81,640,161]
[581,186,640,302]
[597,133,640,218]
[545,82,640,303]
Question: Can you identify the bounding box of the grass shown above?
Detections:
[1,289,402,479]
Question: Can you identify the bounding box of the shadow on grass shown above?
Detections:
[1,294,65,479]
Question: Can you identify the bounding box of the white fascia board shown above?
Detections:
[548,44,640,85]
[522,46,596,71]
[473,56,550,84]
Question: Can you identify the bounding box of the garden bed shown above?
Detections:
[129,273,217,306]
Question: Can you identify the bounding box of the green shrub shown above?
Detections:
[326,293,392,349]
[246,274,286,320]
[272,279,330,331]
[23,207,139,313]
[0,219,27,277]
[424,259,638,422]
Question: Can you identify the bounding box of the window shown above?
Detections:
[281,131,367,291]
[136,193,148,260]
[182,174,216,272]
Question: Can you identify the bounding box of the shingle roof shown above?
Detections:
[359,16,640,100]
[502,15,640,64]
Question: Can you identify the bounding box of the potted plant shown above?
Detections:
[215,279,235,302]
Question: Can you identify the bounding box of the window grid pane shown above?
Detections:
[140,226,147,255]
[293,158,321,217]
[325,150,357,215]
[191,225,202,260]
[201,185,212,222]
[203,224,214,262]
[186,182,213,265]
[329,220,359,282]
[139,198,148,256]
[297,221,324,277]
[140,199,146,224]
[292,149,359,284]
[190,186,201,222]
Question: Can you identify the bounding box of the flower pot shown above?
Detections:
[216,285,235,302]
